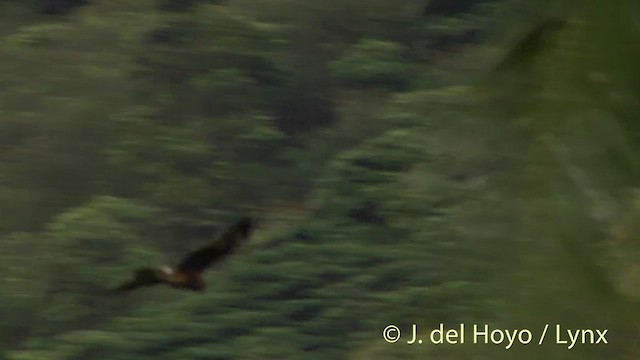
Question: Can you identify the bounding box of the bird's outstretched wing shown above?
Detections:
[114,268,164,292]
[177,217,253,274]
[496,18,567,71]
[423,0,489,16]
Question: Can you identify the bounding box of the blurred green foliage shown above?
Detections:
[0,0,639,359]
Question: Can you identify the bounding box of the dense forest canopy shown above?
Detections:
[0,0,639,359]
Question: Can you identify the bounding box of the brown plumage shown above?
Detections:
[115,217,253,292]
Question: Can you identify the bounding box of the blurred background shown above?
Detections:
[0,0,639,359]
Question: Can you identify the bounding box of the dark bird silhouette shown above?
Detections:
[423,0,493,17]
[115,217,254,292]
[495,18,567,71]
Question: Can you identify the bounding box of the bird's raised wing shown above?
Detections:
[114,268,164,292]
[496,18,567,71]
[176,217,253,274]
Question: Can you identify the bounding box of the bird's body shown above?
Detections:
[115,217,253,293]
[160,266,206,291]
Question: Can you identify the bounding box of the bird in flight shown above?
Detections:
[115,217,254,292]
